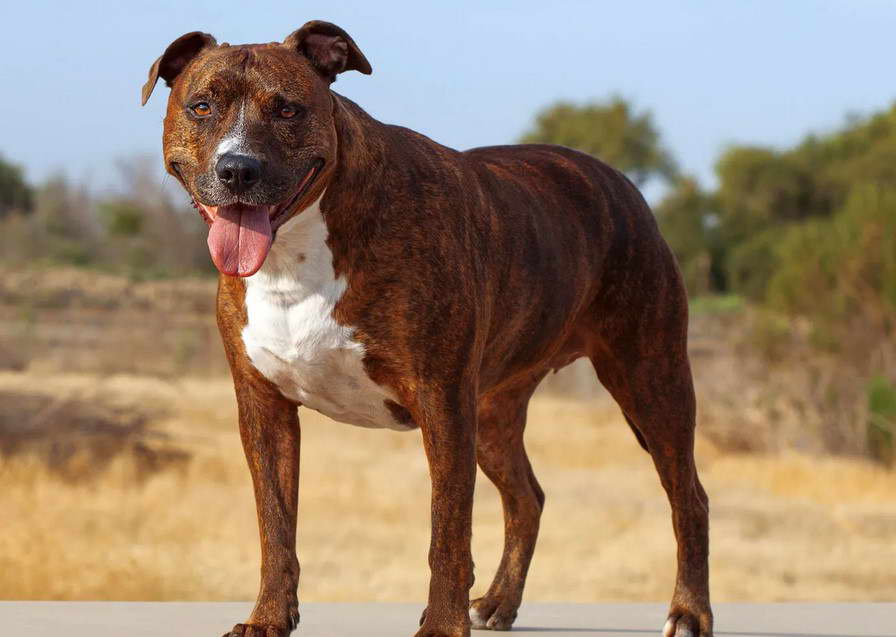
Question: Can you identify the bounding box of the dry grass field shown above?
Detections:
[2,372,895,603]
[1,267,895,602]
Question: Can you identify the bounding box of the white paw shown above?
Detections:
[663,618,676,637]
[469,605,489,629]
[664,617,695,637]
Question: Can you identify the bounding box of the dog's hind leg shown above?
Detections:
[469,381,545,631]
[589,325,712,637]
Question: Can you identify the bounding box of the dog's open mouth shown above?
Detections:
[191,159,323,278]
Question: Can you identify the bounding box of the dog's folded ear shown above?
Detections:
[283,21,372,83]
[141,32,217,106]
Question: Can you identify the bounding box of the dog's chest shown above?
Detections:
[240,200,407,431]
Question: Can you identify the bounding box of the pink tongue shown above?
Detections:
[206,204,273,277]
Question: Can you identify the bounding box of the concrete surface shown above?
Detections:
[1,602,893,637]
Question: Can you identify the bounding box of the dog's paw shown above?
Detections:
[663,608,712,637]
[224,602,300,637]
[415,610,470,637]
[224,616,298,637]
[469,597,517,631]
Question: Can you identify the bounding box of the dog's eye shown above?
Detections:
[190,102,212,117]
[279,105,298,119]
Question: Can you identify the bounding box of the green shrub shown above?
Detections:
[725,227,784,301]
[766,184,896,335]
[99,200,145,236]
[867,375,896,466]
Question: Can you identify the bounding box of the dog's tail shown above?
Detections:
[624,413,650,452]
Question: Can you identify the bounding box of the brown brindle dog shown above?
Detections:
[142,20,712,637]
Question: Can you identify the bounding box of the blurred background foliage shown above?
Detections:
[1,97,894,465]
[0,154,212,280]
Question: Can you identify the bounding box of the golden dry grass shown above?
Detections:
[2,370,894,602]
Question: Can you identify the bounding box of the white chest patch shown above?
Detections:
[241,195,409,431]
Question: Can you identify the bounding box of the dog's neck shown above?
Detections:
[315,92,395,278]
[329,92,390,196]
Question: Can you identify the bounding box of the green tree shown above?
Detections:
[0,155,33,216]
[715,103,896,301]
[766,184,896,334]
[519,97,678,187]
[655,177,722,295]
[714,146,817,248]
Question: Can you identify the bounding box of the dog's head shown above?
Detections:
[142,21,371,277]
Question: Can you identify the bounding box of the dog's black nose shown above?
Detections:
[215,153,261,194]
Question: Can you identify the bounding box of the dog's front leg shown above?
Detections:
[225,373,301,637]
[415,390,477,637]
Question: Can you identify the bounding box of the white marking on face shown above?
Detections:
[241,193,410,431]
[215,100,250,160]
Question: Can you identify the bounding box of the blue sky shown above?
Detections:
[2,1,895,200]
